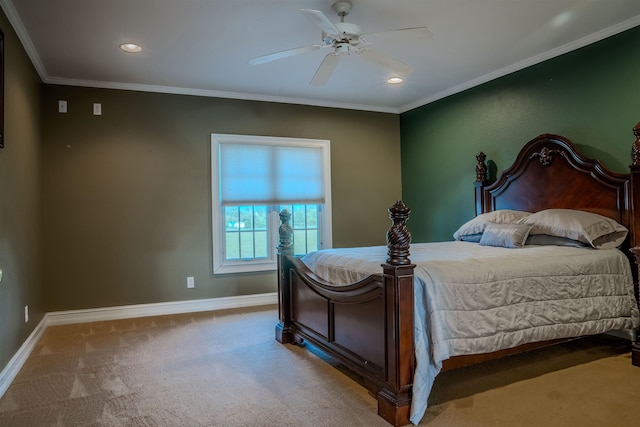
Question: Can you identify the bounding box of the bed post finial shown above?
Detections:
[475,151,488,183]
[475,152,489,216]
[277,209,293,254]
[386,201,412,265]
[632,122,640,166]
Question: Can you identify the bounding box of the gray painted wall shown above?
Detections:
[0,2,402,369]
[0,10,43,370]
[40,86,402,311]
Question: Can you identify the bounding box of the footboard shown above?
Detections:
[276,201,416,427]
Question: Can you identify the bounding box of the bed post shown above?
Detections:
[377,201,416,427]
[629,122,640,366]
[475,151,489,215]
[275,209,295,344]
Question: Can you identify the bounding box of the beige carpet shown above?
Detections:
[0,305,638,426]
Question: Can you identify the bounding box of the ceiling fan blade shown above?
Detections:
[310,53,341,86]
[358,48,414,75]
[363,26,434,39]
[248,45,322,65]
[300,9,340,37]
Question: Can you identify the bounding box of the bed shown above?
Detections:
[275,130,640,426]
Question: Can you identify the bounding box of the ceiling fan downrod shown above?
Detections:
[332,1,352,22]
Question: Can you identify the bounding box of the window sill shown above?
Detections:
[213,261,277,275]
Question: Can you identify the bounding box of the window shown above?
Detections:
[212,134,332,274]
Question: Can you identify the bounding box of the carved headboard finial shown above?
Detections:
[475,152,487,183]
[632,122,640,166]
[530,146,563,166]
[386,201,412,265]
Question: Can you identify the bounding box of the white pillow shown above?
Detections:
[453,210,531,240]
[520,209,628,250]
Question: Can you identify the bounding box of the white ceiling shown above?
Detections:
[3,0,640,113]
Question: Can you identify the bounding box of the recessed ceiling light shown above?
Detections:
[119,43,143,53]
[550,11,573,27]
[387,77,404,84]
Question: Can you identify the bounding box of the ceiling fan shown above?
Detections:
[248,1,433,86]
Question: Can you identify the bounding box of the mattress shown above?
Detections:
[301,241,640,424]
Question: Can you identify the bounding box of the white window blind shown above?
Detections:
[211,133,332,274]
[217,136,326,206]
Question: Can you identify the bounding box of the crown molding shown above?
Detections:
[400,15,640,113]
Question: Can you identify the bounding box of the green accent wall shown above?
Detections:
[400,26,640,243]
[40,87,402,311]
[0,10,43,369]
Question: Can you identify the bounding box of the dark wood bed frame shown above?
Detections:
[276,127,640,426]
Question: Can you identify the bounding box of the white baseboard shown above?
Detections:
[45,292,278,326]
[0,292,277,399]
[0,316,48,398]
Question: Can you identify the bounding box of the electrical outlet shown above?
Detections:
[187,276,195,289]
[24,305,29,323]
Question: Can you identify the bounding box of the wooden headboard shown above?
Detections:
[473,129,640,366]
[474,133,640,249]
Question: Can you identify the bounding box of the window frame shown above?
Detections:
[211,134,332,275]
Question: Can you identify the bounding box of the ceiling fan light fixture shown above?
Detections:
[119,43,143,53]
[250,3,423,87]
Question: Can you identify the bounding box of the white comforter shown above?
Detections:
[301,241,640,424]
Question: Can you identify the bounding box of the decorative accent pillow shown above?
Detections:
[479,222,533,248]
[520,209,628,249]
[453,210,531,240]
[459,233,483,243]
